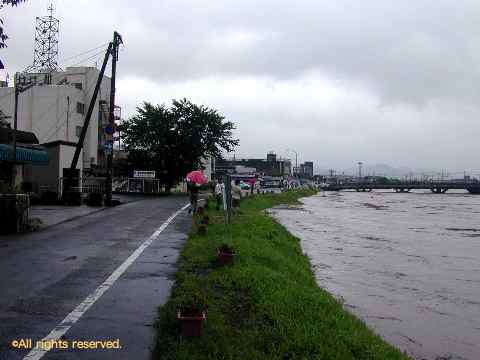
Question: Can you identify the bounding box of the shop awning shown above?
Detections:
[0,144,49,165]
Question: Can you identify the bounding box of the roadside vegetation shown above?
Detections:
[153,189,411,360]
[118,100,238,191]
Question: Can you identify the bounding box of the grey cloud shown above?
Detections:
[3,0,480,173]
[5,0,480,106]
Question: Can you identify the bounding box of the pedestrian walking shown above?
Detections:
[187,182,199,214]
[232,179,242,211]
[215,179,224,210]
[185,170,208,215]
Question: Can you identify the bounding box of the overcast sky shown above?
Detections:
[2,0,480,175]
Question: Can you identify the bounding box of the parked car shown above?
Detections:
[239,181,250,190]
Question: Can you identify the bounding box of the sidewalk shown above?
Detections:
[30,194,146,229]
[30,205,107,229]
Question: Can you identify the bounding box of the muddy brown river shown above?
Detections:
[271,190,480,360]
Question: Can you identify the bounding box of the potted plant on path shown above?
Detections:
[177,292,208,337]
[217,243,235,265]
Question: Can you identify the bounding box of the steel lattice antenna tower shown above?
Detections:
[26,3,60,73]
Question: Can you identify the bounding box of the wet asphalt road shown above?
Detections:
[0,196,190,360]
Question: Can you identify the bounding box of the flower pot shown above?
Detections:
[85,192,103,207]
[217,248,235,265]
[177,310,206,337]
[197,224,207,235]
[64,191,82,206]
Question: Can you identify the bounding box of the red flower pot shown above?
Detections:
[177,310,206,337]
[217,248,235,265]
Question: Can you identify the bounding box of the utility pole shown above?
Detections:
[66,96,70,141]
[358,161,363,180]
[10,77,34,191]
[295,152,297,176]
[286,149,298,177]
[11,87,19,191]
[64,41,113,200]
[105,32,123,206]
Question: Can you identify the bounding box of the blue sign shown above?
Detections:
[105,124,115,135]
[104,141,113,155]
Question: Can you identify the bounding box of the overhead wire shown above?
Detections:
[0,45,107,123]
[65,49,107,68]
[19,46,108,142]
[59,43,109,65]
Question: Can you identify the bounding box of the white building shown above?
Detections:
[0,66,116,191]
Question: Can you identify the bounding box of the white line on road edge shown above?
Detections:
[23,203,190,360]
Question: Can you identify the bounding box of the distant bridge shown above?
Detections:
[319,180,480,194]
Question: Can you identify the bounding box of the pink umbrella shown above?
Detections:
[186,170,208,185]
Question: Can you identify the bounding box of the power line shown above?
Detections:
[66,50,106,68]
[59,43,109,65]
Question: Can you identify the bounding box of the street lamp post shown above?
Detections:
[286,149,298,177]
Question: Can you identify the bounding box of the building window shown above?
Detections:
[74,83,83,90]
[76,126,82,137]
[76,102,85,114]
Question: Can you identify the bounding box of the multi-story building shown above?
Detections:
[214,152,291,178]
[0,66,119,191]
[299,161,314,178]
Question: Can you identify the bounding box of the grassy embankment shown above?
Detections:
[153,189,410,360]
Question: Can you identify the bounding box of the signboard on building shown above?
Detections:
[14,72,51,89]
[134,170,156,179]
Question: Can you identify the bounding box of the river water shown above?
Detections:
[271,190,480,360]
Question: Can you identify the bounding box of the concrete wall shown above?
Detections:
[26,147,60,192]
[26,143,82,193]
[58,143,83,178]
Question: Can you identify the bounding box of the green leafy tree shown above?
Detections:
[119,99,239,190]
[1,0,27,49]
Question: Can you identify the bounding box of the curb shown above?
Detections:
[34,197,149,231]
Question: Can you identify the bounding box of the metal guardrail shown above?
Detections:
[113,178,165,193]
[38,177,188,197]
[57,177,106,195]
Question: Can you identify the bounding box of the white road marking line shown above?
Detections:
[23,203,190,360]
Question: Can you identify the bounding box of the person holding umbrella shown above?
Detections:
[248,177,257,196]
[186,170,208,214]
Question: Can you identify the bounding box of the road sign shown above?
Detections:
[104,141,113,155]
[134,170,155,179]
[105,123,116,135]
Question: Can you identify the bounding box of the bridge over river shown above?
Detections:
[320,180,480,194]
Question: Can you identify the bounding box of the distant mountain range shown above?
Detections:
[315,164,441,177]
